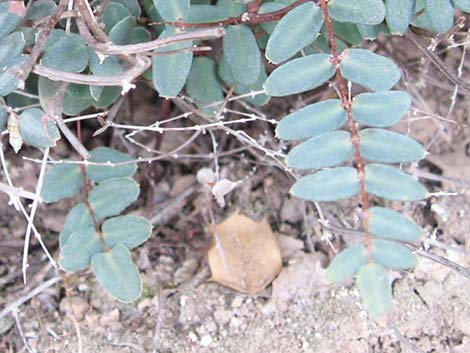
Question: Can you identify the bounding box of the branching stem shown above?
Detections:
[76,120,108,251]
[318,0,372,254]
[157,0,317,28]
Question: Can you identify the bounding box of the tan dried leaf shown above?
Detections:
[208,210,282,294]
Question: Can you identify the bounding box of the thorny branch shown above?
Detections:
[407,27,470,95]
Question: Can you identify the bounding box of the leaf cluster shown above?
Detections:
[0,0,465,310]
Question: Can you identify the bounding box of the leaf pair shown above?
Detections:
[103,2,150,44]
[41,147,137,203]
[287,128,425,170]
[326,206,422,319]
[291,164,427,202]
[264,49,401,96]
[276,91,412,141]
[60,217,147,303]
[60,214,151,272]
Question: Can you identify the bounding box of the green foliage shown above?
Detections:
[369,207,424,242]
[41,31,89,73]
[223,25,260,85]
[218,55,270,106]
[91,244,142,303]
[18,108,60,149]
[385,0,415,34]
[102,215,152,249]
[326,245,367,283]
[0,31,26,97]
[275,99,347,141]
[264,54,335,96]
[42,164,83,203]
[364,164,428,201]
[186,57,224,115]
[267,0,453,321]
[291,167,360,201]
[103,3,133,31]
[40,146,149,302]
[340,49,401,91]
[86,147,137,182]
[265,2,323,64]
[371,239,417,269]
[88,178,140,218]
[25,0,57,20]
[351,91,412,127]
[359,128,426,163]
[327,0,385,25]
[60,227,103,272]
[0,0,463,311]
[152,27,193,98]
[426,0,454,32]
[60,203,94,247]
[356,264,392,320]
[154,0,190,21]
[0,104,7,131]
[0,5,22,40]
[286,131,353,169]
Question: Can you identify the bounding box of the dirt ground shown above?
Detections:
[1,31,470,353]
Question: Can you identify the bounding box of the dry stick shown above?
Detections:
[90,28,226,55]
[93,96,125,136]
[152,287,166,352]
[51,82,91,159]
[75,0,225,55]
[388,322,427,353]
[0,277,62,320]
[0,139,55,272]
[318,0,372,253]
[21,148,51,284]
[13,310,36,353]
[0,182,42,202]
[32,45,212,88]
[74,0,108,42]
[406,29,470,95]
[33,56,151,88]
[21,83,69,283]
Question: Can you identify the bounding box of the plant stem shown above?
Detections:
[318,0,372,254]
[158,0,317,28]
[76,120,109,251]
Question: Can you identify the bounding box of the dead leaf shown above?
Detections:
[208,210,282,294]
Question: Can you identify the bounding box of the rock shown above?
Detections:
[271,252,325,303]
[200,334,213,347]
[213,308,232,326]
[99,308,121,330]
[59,296,89,321]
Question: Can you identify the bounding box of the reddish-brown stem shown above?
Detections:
[159,0,316,28]
[76,120,109,251]
[318,0,372,254]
